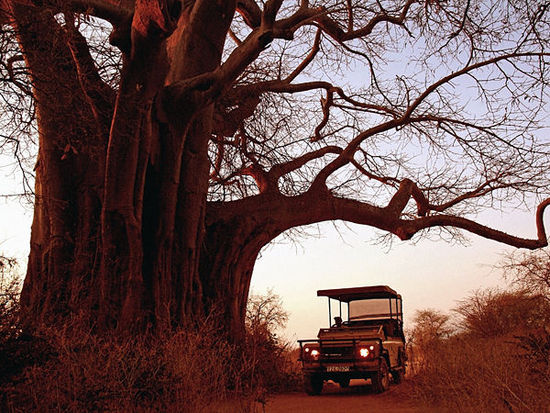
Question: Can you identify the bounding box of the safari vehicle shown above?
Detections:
[298,285,407,395]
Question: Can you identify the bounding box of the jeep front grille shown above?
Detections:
[321,345,354,361]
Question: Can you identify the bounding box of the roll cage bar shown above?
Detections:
[317,285,403,328]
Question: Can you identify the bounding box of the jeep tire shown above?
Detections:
[304,374,323,395]
[338,377,350,388]
[372,359,390,393]
[391,368,404,384]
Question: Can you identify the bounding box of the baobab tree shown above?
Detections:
[0,0,549,339]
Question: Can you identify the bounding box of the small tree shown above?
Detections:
[246,289,288,337]
[410,309,453,345]
[502,250,550,303]
[245,290,297,391]
[454,288,550,337]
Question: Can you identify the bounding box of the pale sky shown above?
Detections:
[0,156,33,263]
[2,5,548,349]
[250,208,543,342]
[0,153,546,343]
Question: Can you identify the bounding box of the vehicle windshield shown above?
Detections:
[349,298,399,321]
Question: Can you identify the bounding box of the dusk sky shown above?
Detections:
[1,4,548,347]
[2,161,542,342]
[250,206,542,341]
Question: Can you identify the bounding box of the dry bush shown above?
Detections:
[411,287,550,412]
[244,290,302,393]
[406,309,453,376]
[0,258,45,393]
[413,334,550,413]
[0,286,297,412]
[454,289,550,338]
[502,250,550,300]
[1,321,264,412]
[0,256,20,342]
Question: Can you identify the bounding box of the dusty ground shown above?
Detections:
[262,380,442,413]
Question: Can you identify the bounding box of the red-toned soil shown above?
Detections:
[263,380,442,413]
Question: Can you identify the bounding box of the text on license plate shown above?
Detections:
[326,366,350,372]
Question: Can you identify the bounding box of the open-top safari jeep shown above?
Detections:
[298,285,407,395]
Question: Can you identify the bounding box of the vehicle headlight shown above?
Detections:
[357,344,376,359]
[304,345,321,361]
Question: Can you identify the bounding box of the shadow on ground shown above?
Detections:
[260,380,443,413]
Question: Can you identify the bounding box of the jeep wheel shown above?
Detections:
[391,368,404,384]
[372,359,390,393]
[304,374,323,395]
[338,378,350,388]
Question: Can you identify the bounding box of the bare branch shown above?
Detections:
[404,52,550,120]
[63,14,115,127]
[314,0,416,42]
[393,198,550,249]
[236,0,261,29]
[374,177,550,248]
[285,27,321,83]
[269,145,342,181]
[6,54,31,96]
[262,0,284,27]
[313,89,333,142]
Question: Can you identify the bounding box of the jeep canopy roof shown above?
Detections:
[317,285,400,302]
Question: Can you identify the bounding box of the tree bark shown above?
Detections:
[11,0,549,341]
[15,1,244,335]
[201,214,280,341]
[14,5,109,327]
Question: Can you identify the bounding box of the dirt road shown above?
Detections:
[263,380,440,413]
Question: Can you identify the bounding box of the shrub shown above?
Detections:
[0,283,297,412]
[412,335,550,412]
[244,290,301,393]
[502,250,550,300]
[411,287,550,412]
[454,288,550,337]
[1,322,262,412]
[407,309,453,376]
[515,327,550,377]
[0,256,20,343]
[0,259,48,393]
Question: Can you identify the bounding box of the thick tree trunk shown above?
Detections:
[15,6,109,327]
[10,0,550,345]
[16,1,247,336]
[200,216,279,341]
[146,1,237,329]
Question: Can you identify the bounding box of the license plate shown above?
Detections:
[326,365,350,372]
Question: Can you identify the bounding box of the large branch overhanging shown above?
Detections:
[202,1,550,251]
[3,0,550,336]
[41,0,549,252]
